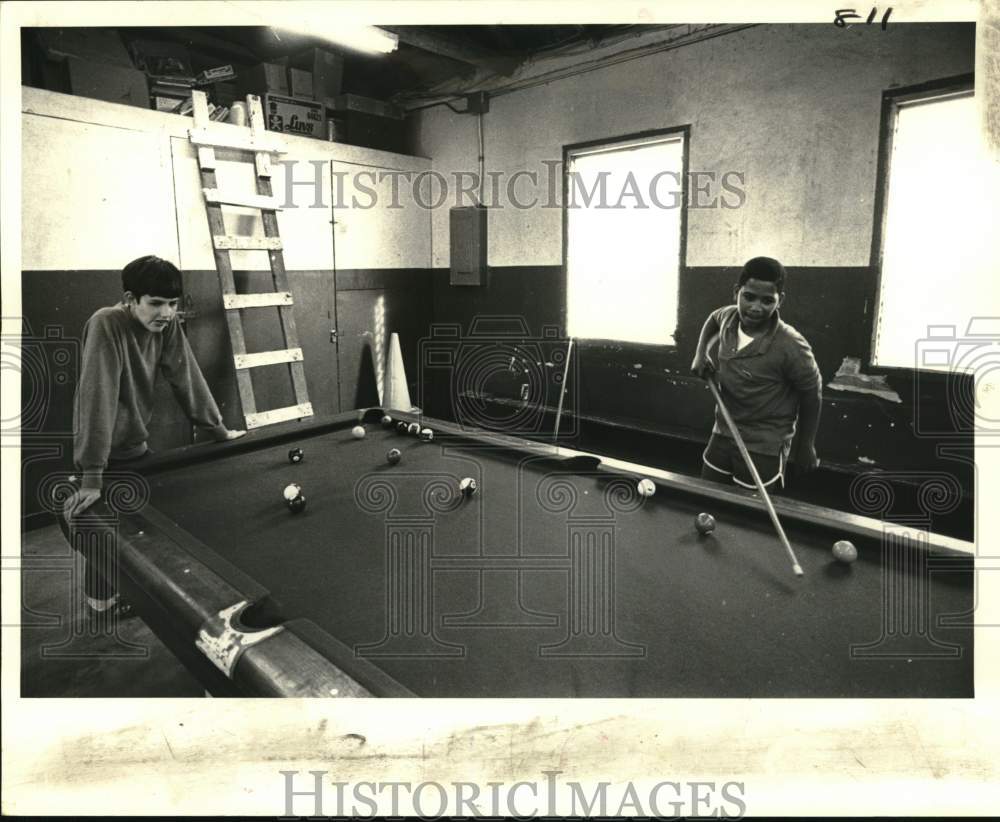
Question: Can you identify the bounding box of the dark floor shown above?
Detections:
[21,523,202,697]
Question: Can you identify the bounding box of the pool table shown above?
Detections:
[55,409,974,698]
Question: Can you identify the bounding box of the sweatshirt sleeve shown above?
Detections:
[158,320,227,437]
[74,314,123,491]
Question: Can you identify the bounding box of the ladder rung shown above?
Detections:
[203,188,282,211]
[245,403,314,429]
[213,235,283,251]
[188,126,286,155]
[223,292,293,309]
[234,348,303,369]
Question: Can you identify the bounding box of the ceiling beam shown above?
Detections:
[381,26,520,74]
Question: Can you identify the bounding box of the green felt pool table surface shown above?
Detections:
[82,410,975,697]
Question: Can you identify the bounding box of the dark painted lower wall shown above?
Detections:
[20,263,973,525]
[425,264,974,490]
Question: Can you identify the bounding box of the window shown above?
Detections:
[565,133,685,345]
[873,89,997,371]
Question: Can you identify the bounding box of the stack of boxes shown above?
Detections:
[236,48,405,151]
[30,31,406,152]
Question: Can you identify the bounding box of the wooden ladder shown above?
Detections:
[188,90,313,430]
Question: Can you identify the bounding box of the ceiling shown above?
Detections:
[114,25,641,101]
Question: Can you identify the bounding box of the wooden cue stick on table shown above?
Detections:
[553,337,574,442]
[706,376,804,576]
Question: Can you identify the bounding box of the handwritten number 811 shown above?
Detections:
[834,8,893,29]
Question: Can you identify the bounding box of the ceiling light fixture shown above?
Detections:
[278,23,399,55]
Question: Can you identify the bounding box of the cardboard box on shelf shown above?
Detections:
[67,57,150,108]
[152,95,186,113]
[288,48,344,102]
[264,93,326,139]
[288,68,314,99]
[237,62,289,97]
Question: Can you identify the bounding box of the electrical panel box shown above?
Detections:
[449,206,488,286]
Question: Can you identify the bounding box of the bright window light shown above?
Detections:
[566,135,684,345]
[873,92,998,372]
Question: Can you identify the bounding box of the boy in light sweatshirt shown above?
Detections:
[63,255,244,618]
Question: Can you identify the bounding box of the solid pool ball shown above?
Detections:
[381,415,393,428]
[386,448,402,465]
[832,540,858,563]
[288,448,303,464]
[286,494,307,514]
[637,478,656,497]
[351,425,366,439]
[695,513,716,535]
[420,428,434,442]
[283,482,302,502]
[397,421,409,434]
[408,422,420,436]
[459,477,478,497]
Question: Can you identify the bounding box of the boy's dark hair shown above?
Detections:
[738,256,786,292]
[122,256,183,299]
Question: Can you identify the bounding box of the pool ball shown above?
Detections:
[351,425,366,439]
[408,422,420,436]
[637,478,656,497]
[381,415,393,427]
[397,421,409,434]
[420,428,434,442]
[695,513,716,535]
[386,448,402,465]
[286,494,307,514]
[459,477,478,497]
[288,448,303,464]
[832,540,858,563]
[283,483,302,502]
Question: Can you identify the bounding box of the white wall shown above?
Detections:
[412,24,975,269]
[22,87,432,272]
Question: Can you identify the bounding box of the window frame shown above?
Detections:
[866,73,975,375]
[561,125,691,349]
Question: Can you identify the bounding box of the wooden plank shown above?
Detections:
[245,403,314,429]
[223,292,293,309]
[188,125,286,155]
[203,188,282,211]
[198,163,257,420]
[197,146,216,171]
[213,235,283,251]
[191,90,211,128]
[246,95,272,178]
[233,348,304,370]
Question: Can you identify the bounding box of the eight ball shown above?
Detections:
[288,448,304,464]
[695,512,716,535]
[286,494,307,514]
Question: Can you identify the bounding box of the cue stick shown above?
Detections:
[706,375,805,577]
[553,337,574,443]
